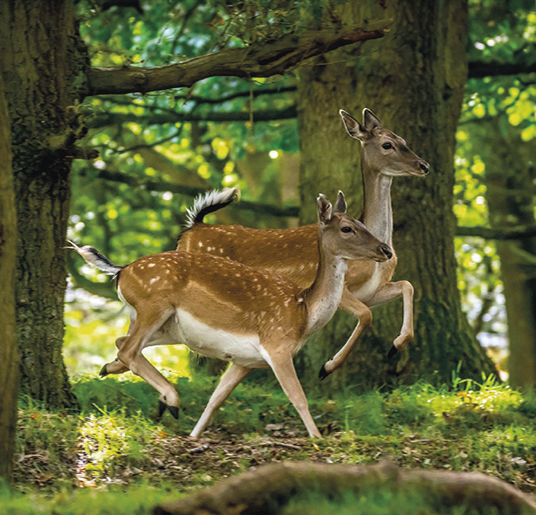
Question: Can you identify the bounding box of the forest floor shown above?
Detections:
[5,371,536,514]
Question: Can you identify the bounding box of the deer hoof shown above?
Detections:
[158,400,167,418]
[387,345,398,360]
[99,364,109,377]
[318,364,330,381]
[168,406,179,419]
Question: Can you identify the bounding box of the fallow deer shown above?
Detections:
[70,193,392,438]
[176,109,429,378]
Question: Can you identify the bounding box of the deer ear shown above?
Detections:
[333,190,347,214]
[339,109,368,140]
[363,108,382,130]
[317,194,333,224]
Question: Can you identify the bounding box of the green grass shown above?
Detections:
[281,489,529,515]
[8,366,536,514]
[0,482,177,515]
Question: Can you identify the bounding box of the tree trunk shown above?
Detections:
[478,118,536,388]
[296,0,496,391]
[0,65,19,483]
[0,1,90,409]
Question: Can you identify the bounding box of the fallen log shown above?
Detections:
[154,461,536,515]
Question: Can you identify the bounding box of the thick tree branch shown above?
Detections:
[80,167,300,218]
[456,225,536,240]
[87,24,389,96]
[87,105,297,129]
[468,60,536,79]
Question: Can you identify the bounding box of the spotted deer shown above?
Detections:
[177,109,429,378]
[70,193,392,438]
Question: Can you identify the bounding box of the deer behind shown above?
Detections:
[177,108,429,377]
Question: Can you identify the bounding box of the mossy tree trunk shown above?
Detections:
[0,66,19,482]
[296,0,496,391]
[0,1,90,409]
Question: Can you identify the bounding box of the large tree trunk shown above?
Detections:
[0,1,90,409]
[296,0,496,390]
[0,65,19,482]
[478,118,536,388]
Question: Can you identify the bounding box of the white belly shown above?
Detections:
[173,309,267,368]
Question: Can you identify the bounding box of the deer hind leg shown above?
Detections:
[100,314,179,377]
[100,311,137,377]
[116,307,182,418]
[99,336,130,377]
[100,358,129,377]
[319,287,373,380]
[190,363,251,438]
[368,280,414,358]
[262,344,321,438]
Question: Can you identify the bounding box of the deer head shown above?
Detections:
[339,108,429,177]
[317,191,392,263]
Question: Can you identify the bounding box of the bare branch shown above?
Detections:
[81,167,300,218]
[87,24,389,96]
[87,105,297,129]
[174,85,297,105]
[97,86,297,110]
[468,60,536,79]
[100,0,143,13]
[456,225,536,240]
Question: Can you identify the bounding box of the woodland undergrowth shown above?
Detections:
[4,370,536,514]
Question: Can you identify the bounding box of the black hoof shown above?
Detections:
[158,400,167,417]
[387,345,398,360]
[99,364,109,377]
[168,406,179,419]
[318,364,330,381]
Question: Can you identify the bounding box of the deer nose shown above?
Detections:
[380,244,393,260]
[419,161,430,175]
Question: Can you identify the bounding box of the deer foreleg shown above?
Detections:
[368,280,414,358]
[319,287,372,380]
[190,363,251,438]
[263,345,321,438]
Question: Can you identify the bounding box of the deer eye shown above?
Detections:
[341,226,352,233]
[382,142,393,150]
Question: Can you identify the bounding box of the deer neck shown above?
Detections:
[303,240,348,337]
[361,166,393,248]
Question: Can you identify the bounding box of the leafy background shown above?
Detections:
[64,1,536,382]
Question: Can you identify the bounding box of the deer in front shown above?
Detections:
[177,109,429,379]
[70,192,392,437]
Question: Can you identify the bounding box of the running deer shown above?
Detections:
[177,109,429,378]
[70,193,392,438]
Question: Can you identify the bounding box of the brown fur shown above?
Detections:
[178,223,397,302]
